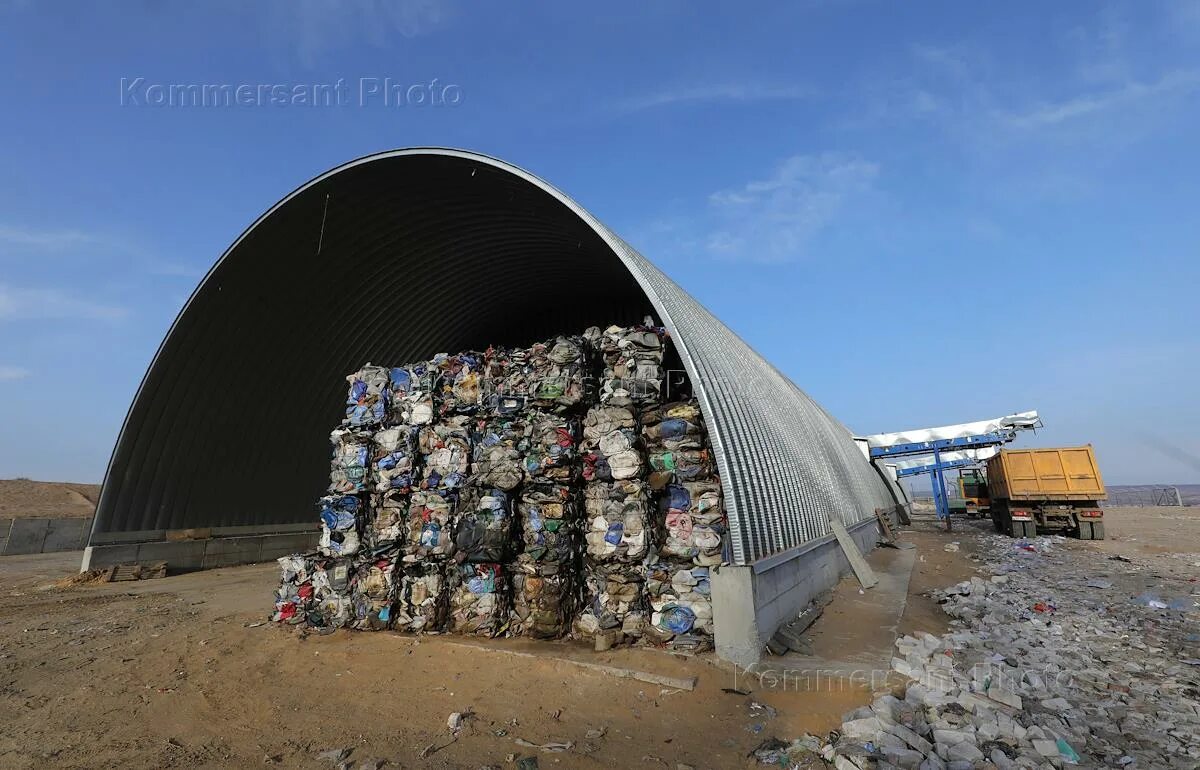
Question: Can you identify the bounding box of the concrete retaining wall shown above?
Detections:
[712,511,891,668]
[81,530,319,572]
[0,517,93,556]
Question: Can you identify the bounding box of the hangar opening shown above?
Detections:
[87,148,903,665]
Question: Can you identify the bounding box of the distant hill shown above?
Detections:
[0,479,101,519]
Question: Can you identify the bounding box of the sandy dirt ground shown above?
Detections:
[1,505,1195,769]
[0,479,100,518]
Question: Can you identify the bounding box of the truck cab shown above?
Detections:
[956,468,990,518]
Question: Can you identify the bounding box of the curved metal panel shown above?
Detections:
[92,148,900,564]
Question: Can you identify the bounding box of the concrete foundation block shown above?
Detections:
[203,536,264,556]
[136,539,207,568]
[260,532,318,560]
[711,516,879,667]
[79,530,319,573]
[80,543,139,571]
[201,536,264,569]
[712,564,760,668]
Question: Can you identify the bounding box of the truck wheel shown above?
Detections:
[1090,522,1105,540]
[1009,520,1024,538]
[1076,522,1090,540]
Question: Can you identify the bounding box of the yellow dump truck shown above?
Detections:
[987,446,1107,539]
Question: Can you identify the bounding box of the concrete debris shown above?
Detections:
[822,533,1200,769]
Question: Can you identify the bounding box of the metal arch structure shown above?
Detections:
[90,148,901,567]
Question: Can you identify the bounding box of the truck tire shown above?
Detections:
[1090,521,1105,540]
[1013,520,1036,538]
[1076,522,1090,540]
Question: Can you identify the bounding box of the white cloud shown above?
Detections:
[617,82,813,113]
[1006,70,1200,128]
[704,153,879,263]
[0,284,128,322]
[0,225,102,250]
[260,0,452,64]
[0,365,30,381]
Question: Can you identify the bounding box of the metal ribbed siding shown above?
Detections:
[91,148,900,564]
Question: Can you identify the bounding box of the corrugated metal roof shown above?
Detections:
[91,148,901,564]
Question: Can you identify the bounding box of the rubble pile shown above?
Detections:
[271,320,729,650]
[825,535,1200,769]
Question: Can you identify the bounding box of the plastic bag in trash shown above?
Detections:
[583,480,650,563]
[272,553,321,624]
[392,391,435,426]
[658,482,725,565]
[349,547,399,631]
[454,485,514,564]
[418,416,473,490]
[329,428,372,494]
[307,558,354,629]
[367,490,406,548]
[528,335,594,412]
[472,416,528,491]
[449,563,509,637]
[395,563,448,632]
[344,364,389,427]
[318,495,364,557]
[574,567,647,639]
[644,562,714,639]
[640,400,715,483]
[483,344,536,412]
[510,561,574,639]
[523,412,579,483]
[433,351,484,416]
[580,405,642,482]
[597,324,666,408]
[403,490,455,562]
[371,425,418,493]
[516,484,579,565]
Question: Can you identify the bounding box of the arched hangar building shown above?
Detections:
[84,149,905,664]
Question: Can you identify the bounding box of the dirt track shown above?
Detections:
[1,505,1195,768]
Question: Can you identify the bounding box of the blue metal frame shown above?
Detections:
[894,456,977,478]
[872,431,1016,521]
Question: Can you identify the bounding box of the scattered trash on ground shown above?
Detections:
[316,747,352,765]
[810,533,1200,768]
[513,738,573,752]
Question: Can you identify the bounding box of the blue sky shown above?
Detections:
[1,1,1198,484]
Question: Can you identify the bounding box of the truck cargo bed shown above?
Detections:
[987,446,1106,502]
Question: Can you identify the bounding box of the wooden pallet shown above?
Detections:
[875,508,915,550]
[102,561,167,582]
